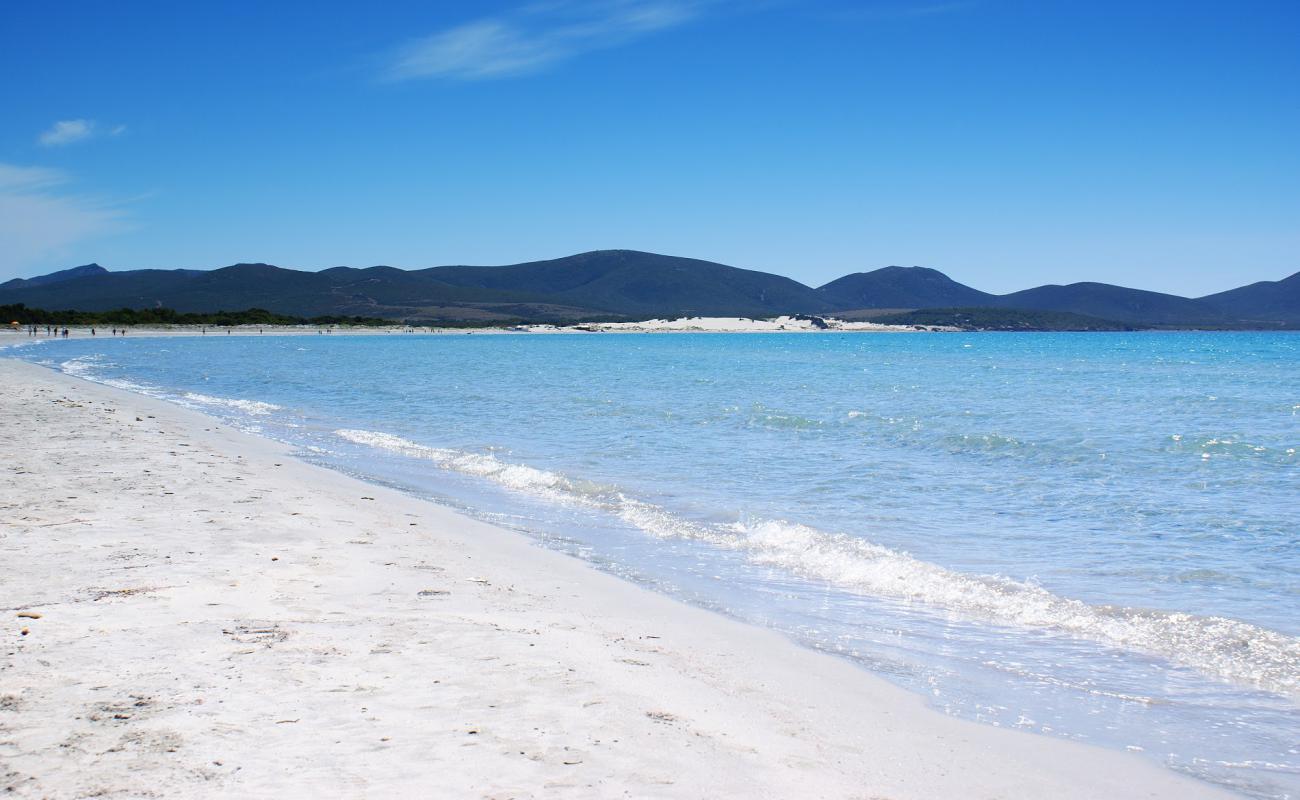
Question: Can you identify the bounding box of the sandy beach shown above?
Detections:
[0,357,1228,798]
[2,313,935,343]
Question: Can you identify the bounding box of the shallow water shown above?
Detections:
[12,331,1299,797]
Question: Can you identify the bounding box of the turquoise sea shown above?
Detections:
[10,331,1298,797]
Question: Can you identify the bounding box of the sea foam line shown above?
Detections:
[57,358,284,418]
[0,339,45,352]
[182,392,282,416]
[59,356,165,396]
[55,358,285,424]
[335,427,1300,698]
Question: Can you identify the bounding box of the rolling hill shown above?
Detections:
[817,266,994,310]
[990,282,1233,326]
[0,251,1294,328]
[1197,271,1300,325]
[425,251,831,317]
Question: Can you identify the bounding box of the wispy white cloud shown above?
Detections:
[385,0,704,81]
[37,118,127,147]
[0,164,67,192]
[0,163,129,279]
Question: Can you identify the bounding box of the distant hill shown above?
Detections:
[0,263,108,291]
[0,251,1295,328]
[872,307,1140,332]
[1197,271,1300,326]
[989,282,1232,327]
[426,250,830,317]
[0,251,829,321]
[0,262,587,322]
[817,266,994,309]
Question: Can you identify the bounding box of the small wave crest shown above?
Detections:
[0,338,45,351]
[58,356,156,394]
[721,520,1299,698]
[60,355,103,378]
[1169,434,1296,463]
[182,392,282,416]
[335,427,1300,698]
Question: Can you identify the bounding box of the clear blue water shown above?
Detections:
[9,331,1299,797]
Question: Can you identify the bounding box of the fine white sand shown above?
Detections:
[2,313,937,342]
[518,316,935,333]
[0,357,1225,798]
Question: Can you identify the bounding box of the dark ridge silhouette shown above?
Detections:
[0,251,1295,328]
[425,250,830,317]
[989,282,1231,326]
[817,266,994,309]
[1197,271,1300,325]
[0,263,108,291]
[871,307,1140,332]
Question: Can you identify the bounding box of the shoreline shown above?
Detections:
[0,357,1229,798]
[2,313,942,340]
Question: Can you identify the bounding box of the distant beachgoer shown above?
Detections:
[62,328,69,337]
[91,328,96,336]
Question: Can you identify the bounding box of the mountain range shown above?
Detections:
[1,250,1296,328]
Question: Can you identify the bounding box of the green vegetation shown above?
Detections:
[0,304,389,327]
[2,253,1295,327]
[871,307,1142,331]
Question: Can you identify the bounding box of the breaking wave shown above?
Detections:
[335,428,1300,698]
[59,356,163,395]
[182,392,282,416]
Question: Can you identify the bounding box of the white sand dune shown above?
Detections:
[2,313,935,342]
[519,316,930,333]
[0,358,1223,798]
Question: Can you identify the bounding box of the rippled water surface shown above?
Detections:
[12,331,1299,797]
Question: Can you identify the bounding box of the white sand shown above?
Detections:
[2,313,938,343]
[0,358,1224,798]
[518,316,935,333]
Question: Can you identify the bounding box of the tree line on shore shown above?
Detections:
[1,304,390,327]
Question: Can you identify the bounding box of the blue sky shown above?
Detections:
[1,0,1297,294]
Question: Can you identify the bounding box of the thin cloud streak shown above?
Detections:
[37,119,127,147]
[0,164,68,192]
[385,0,704,81]
[0,163,129,279]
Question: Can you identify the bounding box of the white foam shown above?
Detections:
[182,392,282,416]
[0,338,45,351]
[51,356,185,406]
[334,427,1300,698]
[54,358,281,421]
[59,355,103,378]
[724,520,1298,698]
